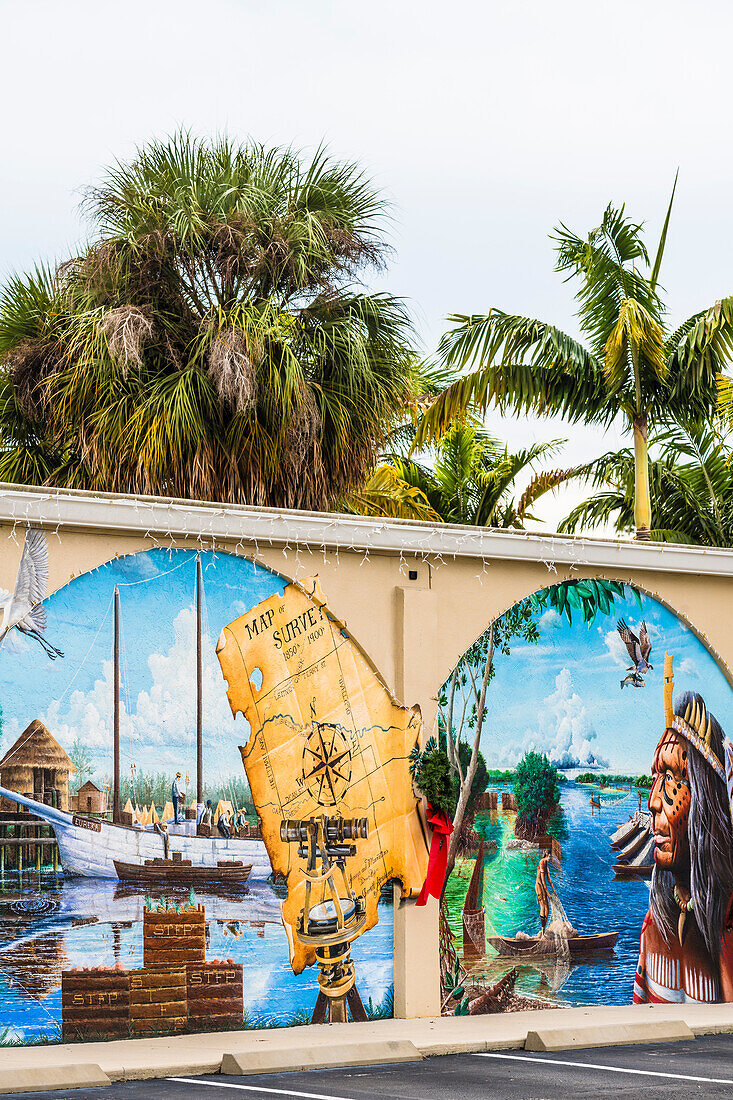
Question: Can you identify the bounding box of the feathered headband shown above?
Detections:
[664,653,726,781]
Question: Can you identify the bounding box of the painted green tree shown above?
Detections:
[68,737,94,794]
[513,751,561,839]
[438,578,636,884]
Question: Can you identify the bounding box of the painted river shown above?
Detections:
[445,780,650,1007]
[0,877,394,1042]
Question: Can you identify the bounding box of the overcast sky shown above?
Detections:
[3,0,732,529]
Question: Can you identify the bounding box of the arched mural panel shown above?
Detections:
[440,579,733,1011]
[0,543,423,1043]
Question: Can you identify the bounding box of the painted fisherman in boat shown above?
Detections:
[535,851,556,935]
[633,654,733,1004]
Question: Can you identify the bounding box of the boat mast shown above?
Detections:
[196,554,203,808]
[113,585,121,824]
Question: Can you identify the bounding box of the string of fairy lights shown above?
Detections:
[1,484,733,690]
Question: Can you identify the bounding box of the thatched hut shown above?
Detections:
[0,720,75,812]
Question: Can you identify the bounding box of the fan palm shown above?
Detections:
[0,134,417,508]
[416,182,733,538]
[354,421,574,528]
[560,422,733,545]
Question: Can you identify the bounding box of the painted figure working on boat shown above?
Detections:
[535,852,556,935]
[633,654,733,1004]
[0,550,270,883]
[488,848,620,957]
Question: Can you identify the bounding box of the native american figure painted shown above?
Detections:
[633,654,733,1004]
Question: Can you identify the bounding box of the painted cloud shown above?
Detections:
[522,667,608,769]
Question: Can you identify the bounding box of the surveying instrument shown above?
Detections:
[281,815,369,1023]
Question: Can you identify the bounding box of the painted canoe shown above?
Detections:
[614,834,655,879]
[613,863,653,879]
[487,931,619,957]
[610,810,651,849]
[610,817,638,848]
[113,857,253,884]
[615,826,651,863]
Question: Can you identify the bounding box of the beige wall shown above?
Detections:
[3,526,730,734]
[3,495,733,1019]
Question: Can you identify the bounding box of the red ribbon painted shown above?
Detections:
[416,802,453,906]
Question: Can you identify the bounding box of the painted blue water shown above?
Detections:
[478,781,649,1007]
[549,783,648,1005]
[0,877,393,1042]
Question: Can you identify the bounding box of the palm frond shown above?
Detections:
[342,463,441,521]
[414,312,605,446]
[553,203,661,362]
[560,423,733,545]
[649,170,678,291]
[666,298,733,420]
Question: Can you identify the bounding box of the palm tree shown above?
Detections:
[416,184,733,538]
[354,420,574,527]
[0,134,417,509]
[560,421,733,546]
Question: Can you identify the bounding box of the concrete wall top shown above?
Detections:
[1,482,732,574]
[2,483,733,737]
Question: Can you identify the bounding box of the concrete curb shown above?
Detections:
[525,1019,694,1051]
[0,1064,109,1095]
[0,1003,730,1092]
[221,1040,422,1076]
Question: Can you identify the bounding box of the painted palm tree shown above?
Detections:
[561,421,733,546]
[416,183,733,538]
[0,134,417,509]
[354,421,573,527]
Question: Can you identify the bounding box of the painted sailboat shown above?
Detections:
[0,556,272,882]
[610,809,653,879]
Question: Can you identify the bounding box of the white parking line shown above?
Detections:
[169,1078,355,1100]
[473,1051,733,1085]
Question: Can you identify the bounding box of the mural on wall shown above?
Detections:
[0,532,422,1044]
[440,579,733,1013]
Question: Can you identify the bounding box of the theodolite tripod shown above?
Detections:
[280,814,369,1023]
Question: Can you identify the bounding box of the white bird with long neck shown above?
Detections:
[0,526,63,660]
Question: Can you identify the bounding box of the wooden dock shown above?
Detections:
[0,811,59,874]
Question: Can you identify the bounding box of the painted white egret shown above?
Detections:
[0,527,63,659]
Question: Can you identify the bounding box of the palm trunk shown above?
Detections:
[632,415,651,540]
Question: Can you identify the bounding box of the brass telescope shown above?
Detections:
[280,814,369,1023]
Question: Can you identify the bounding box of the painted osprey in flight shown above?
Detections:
[0,527,64,660]
[617,619,653,675]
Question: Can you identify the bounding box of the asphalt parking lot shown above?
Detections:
[14,1035,733,1099]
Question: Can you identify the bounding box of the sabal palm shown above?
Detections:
[416,187,733,538]
[561,422,733,546]
[0,134,416,508]
[369,422,571,528]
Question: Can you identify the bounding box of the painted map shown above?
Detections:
[216,576,429,973]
